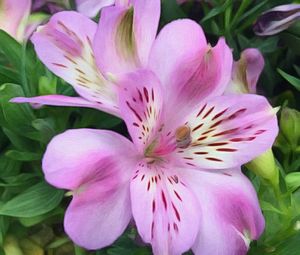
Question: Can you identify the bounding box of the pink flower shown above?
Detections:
[11,0,160,117]
[41,21,278,253]
[0,0,31,41]
[225,48,264,94]
[10,5,278,252]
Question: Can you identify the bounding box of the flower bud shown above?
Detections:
[280,107,300,149]
[253,4,300,36]
[246,149,279,186]
[225,49,264,95]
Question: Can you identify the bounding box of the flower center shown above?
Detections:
[143,125,192,164]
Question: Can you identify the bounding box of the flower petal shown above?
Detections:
[31,11,119,115]
[10,95,119,114]
[182,168,265,255]
[225,48,264,94]
[132,0,160,65]
[118,69,163,152]
[0,0,31,41]
[175,94,278,169]
[93,0,160,75]
[94,6,136,75]
[42,129,136,190]
[131,161,200,255]
[148,20,232,118]
[76,0,115,17]
[43,129,137,249]
[64,160,133,249]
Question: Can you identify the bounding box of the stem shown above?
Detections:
[21,42,30,96]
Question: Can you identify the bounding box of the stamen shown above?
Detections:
[175,125,192,148]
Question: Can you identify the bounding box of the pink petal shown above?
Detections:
[31,11,119,115]
[43,129,137,249]
[131,161,200,254]
[76,0,115,17]
[0,0,31,41]
[94,6,135,75]
[175,94,278,169]
[118,69,163,152]
[148,20,232,119]
[93,0,160,75]
[64,163,132,249]
[10,95,119,115]
[182,168,265,255]
[42,129,136,190]
[226,48,264,94]
[132,0,160,65]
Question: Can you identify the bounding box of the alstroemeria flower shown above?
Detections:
[225,48,264,94]
[11,0,160,117]
[41,21,278,254]
[253,4,300,36]
[43,69,277,254]
[0,0,31,41]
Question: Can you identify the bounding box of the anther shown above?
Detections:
[175,125,192,148]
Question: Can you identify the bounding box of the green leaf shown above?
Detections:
[277,68,300,91]
[0,182,64,217]
[0,84,36,137]
[275,232,300,255]
[260,200,285,215]
[46,237,70,249]
[0,216,9,245]
[161,0,187,23]
[0,173,37,187]
[201,0,231,23]
[0,30,23,69]
[5,150,41,161]
[31,118,56,143]
[19,207,64,227]
[2,128,34,151]
[0,155,22,177]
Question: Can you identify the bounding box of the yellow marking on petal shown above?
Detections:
[106,72,118,83]
[204,43,213,63]
[116,7,138,63]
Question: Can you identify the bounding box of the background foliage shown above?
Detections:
[0,0,299,254]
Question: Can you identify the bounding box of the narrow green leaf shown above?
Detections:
[277,68,300,91]
[201,0,231,23]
